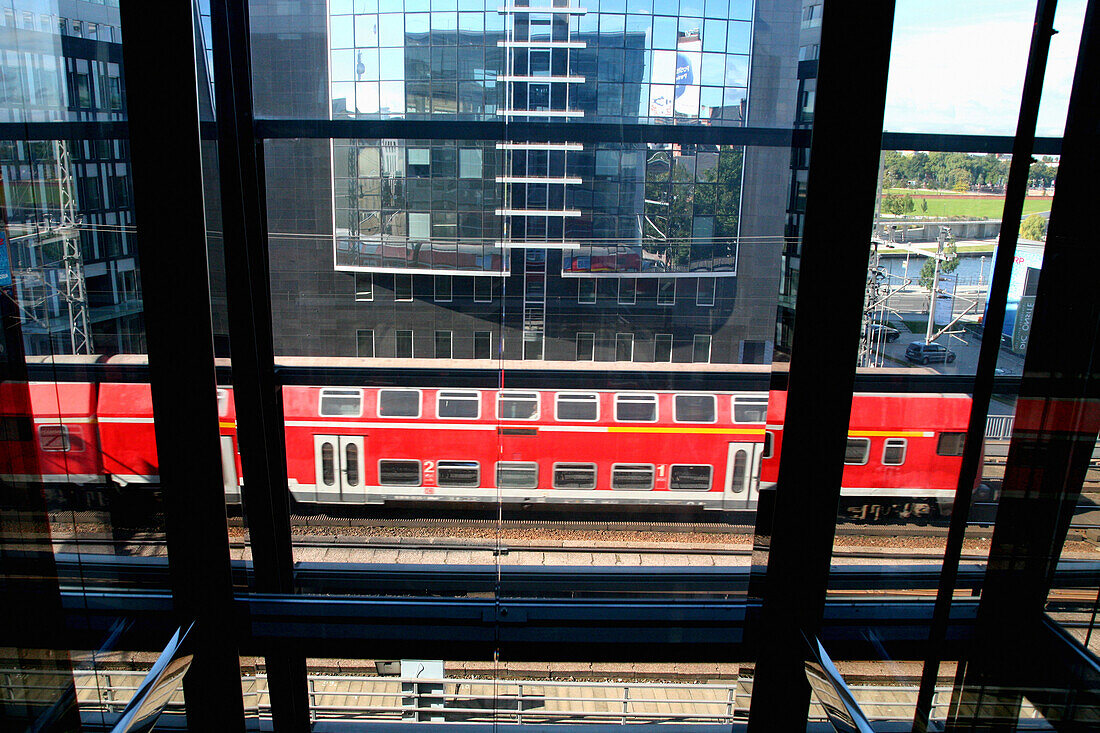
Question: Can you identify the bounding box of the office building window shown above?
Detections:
[576,332,595,361]
[356,329,375,358]
[435,275,452,302]
[473,331,492,360]
[395,274,413,301]
[578,279,596,304]
[657,278,675,305]
[395,330,413,358]
[654,334,673,362]
[459,148,482,178]
[616,333,634,362]
[697,278,716,307]
[435,330,452,359]
[618,278,636,305]
[473,276,492,303]
[692,335,712,363]
[355,273,373,301]
[409,212,430,239]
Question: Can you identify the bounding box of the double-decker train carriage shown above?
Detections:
[1,368,973,515]
[283,386,971,513]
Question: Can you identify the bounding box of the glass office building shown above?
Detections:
[2,0,1100,730]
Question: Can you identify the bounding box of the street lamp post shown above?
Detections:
[925,227,946,345]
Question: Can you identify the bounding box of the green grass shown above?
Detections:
[898,319,927,336]
[882,188,1052,219]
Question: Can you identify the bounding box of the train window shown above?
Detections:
[937,432,966,456]
[345,443,360,486]
[763,430,775,459]
[321,443,335,487]
[498,391,539,420]
[378,459,421,486]
[844,437,871,465]
[319,388,363,417]
[732,396,768,423]
[437,390,480,419]
[555,392,599,421]
[217,389,229,417]
[675,394,716,423]
[496,462,539,489]
[882,438,907,466]
[38,425,71,452]
[731,451,747,493]
[669,465,712,491]
[437,460,480,488]
[614,394,657,422]
[378,389,421,418]
[611,464,655,490]
[552,462,597,489]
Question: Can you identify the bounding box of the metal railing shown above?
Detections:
[0,669,1049,726]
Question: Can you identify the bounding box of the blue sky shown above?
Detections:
[883,0,1085,137]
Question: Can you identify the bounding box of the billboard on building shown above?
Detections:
[649,32,701,118]
[934,272,956,326]
[989,242,1044,350]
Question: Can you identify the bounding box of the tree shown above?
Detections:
[949,168,972,192]
[1020,213,1047,241]
[920,198,928,214]
[919,240,960,291]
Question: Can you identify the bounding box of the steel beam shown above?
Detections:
[118,0,244,728]
[746,2,896,729]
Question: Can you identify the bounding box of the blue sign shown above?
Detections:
[0,231,10,289]
[675,53,693,98]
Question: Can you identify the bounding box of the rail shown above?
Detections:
[0,669,1050,726]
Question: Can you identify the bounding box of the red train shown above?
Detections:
[1,380,973,515]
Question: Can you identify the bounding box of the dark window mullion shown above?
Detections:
[746,1,897,729]
[208,0,309,729]
[119,0,245,728]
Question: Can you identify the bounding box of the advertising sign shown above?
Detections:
[649,33,701,117]
[1013,295,1036,353]
[934,272,956,326]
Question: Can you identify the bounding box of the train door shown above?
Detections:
[313,435,366,503]
[724,441,763,509]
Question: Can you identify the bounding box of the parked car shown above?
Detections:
[866,324,901,342]
[905,341,957,364]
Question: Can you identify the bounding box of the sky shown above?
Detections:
[883,0,1085,137]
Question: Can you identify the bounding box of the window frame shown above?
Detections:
[395,329,414,358]
[843,437,872,466]
[436,460,481,488]
[436,389,481,420]
[377,388,422,418]
[696,277,716,307]
[473,276,492,303]
[497,390,540,421]
[357,329,375,358]
[38,424,72,452]
[882,437,908,466]
[552,461,598,490]
[378,458,422,487]
[434,275,453,303]
[732,396,769,424]
[614,393,659,423]
[394,274,414,301]
[576,332,595,361]
[555,391,600,422]
[674,393,718,424]
[617,278,636,305]
[693,334,712,363]
[496,461,539,490]
[654,333,673,362]
[669,464,714,491]
[318,387,364,418]
[611,463,656,491]
[434,330,453,359]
